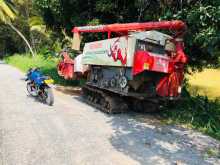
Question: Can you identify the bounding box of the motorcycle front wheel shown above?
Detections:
[42,87,54,106]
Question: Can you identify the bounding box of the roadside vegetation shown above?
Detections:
[161,69,220,140]
[162,92,220,140]
[4,53,78,86]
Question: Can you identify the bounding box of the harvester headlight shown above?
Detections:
[143,63,150,70]
[178,86,182,94]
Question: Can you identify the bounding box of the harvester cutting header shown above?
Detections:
[58,20,188,113]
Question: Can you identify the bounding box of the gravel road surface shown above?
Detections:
[0,61,220,165]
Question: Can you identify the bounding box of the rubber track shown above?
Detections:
[82,85,128,114]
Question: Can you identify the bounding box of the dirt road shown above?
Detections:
[0,61,219,165]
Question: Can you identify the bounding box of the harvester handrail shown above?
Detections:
[72,20,186,34]
[71,20,186,51]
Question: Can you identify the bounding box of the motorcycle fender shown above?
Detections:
[44,84,55,88]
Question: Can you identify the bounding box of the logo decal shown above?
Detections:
[108,38,127,65]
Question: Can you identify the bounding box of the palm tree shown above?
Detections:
[0,0,35,56]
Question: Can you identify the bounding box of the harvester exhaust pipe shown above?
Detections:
[72,32,81,50]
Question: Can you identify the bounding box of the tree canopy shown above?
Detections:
[1,0,220,69]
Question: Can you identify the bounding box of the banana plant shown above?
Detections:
[0,0,35,56]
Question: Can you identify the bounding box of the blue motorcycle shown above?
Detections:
[26,68,54,106]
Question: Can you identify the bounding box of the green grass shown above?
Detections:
[162,93,220,140]
[4,53,79,86]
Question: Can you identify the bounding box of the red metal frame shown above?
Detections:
[58,20,188,97]
[72,20,186,37]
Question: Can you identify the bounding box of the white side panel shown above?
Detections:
[82,36,134,67]
[127,37,136,67]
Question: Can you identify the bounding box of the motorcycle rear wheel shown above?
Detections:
[27,82,38,97]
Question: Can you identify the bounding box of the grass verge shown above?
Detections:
[162,91,220,140]
[4,53,79,86]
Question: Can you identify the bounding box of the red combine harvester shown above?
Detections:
[58,20,188,113]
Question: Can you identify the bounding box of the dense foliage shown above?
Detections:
[4,53,79,85]
[1,0,220,69]
[33,0,220,69]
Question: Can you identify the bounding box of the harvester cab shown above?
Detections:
[57,21,188,113]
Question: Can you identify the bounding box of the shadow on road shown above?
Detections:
[108,113,219,164]
[55,85,81,96]
[74,95,219,164]
[109,115,181,164]
[20,77,27,81]
[0,61,6,65]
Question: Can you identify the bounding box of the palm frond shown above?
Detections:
[29,16,46,34]
[0,0,16,22]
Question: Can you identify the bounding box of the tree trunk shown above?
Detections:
[7,23,35,57]
[24,0,36,54]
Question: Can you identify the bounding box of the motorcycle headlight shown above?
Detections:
[44,79,54,84]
